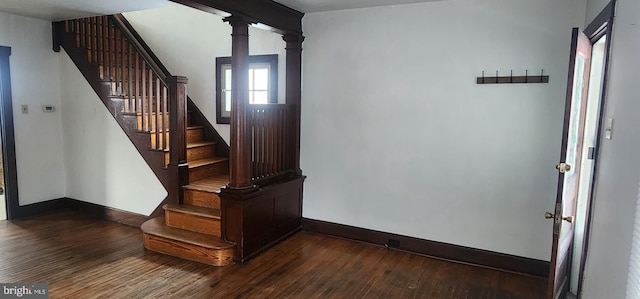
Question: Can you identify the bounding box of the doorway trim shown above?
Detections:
[575,1,616,297]
[0,46,20,219]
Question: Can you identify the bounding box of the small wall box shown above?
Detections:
[42,105,55,113]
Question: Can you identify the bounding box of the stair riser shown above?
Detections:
[143,233,233,266]
[165,144,216,165]
[189,160,229,182]
[165,210,221,237]
[150,128,204,149]
[183,190,221,209]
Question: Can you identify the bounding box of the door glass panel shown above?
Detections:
[566,55,586,174]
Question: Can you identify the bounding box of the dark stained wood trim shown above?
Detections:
[7,198,68,220]
[585,1,615,40]
[578,1,616,297]
[0,46,21,220]
[6,197,148,226]
[52,22,62,52]
[65,198,149,227]
[302,218,550,278]
[226,17,253,190]
[215,54,279,124]
[169,0,303,35]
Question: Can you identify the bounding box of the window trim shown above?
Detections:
[215,54,278,124]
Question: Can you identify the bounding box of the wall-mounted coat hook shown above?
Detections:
[476,69,549,84]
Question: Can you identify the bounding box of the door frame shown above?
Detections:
[0,46,21,220]
[575,1,616,297]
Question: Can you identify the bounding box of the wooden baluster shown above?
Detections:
[120,33,126,97]
[64,20,69,33]
[91,17,96,64]
[86,18,92,63]
[133,52,139,113]
[267,109,271,175]
[103,17,108,78]
[155,76,161,151]
[163,86,168,149]
[110,22,116,92]
[85,18,90,59]
[258,109,264,179]
[97,17,103,78]
[280,108,285,172]
[104,17,111,80]
[148,68,153,132]
[115,30,122,94]
[270,108,276,175]
[91,18,95,62]
[250,109,256,180]
[80,18,85,48]
[127,42,133,112]
[75,20,80,48]
[141,62,147,131]
[265,108,271,176]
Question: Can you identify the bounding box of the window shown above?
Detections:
[216,54,278,124]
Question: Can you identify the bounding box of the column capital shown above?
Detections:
[282,34,305,48]
[223,15,256,26]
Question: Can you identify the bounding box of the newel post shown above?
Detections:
[225,16,254,190]
[167,76,189,204]
[283,34,304,174]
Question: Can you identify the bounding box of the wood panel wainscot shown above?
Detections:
[220,176,305,262]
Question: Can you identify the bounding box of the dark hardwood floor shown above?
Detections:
[0,210,546,298]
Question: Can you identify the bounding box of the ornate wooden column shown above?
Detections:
[225,16,253,190]
[283,34,304,174]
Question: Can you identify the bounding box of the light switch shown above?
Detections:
[21,105,28,114]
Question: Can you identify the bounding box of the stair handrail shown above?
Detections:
[109,14,172,82]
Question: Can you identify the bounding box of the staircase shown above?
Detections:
[56,15,235,266]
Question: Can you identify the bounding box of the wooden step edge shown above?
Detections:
[134,111,193,116]
[141,218,233,250]
[163,204,221,220]
[188,157,229,169]
[161,141,218,152]
[182,184,224,193]
[134,126,205,134]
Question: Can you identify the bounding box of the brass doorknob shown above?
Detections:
[544,212,573,223]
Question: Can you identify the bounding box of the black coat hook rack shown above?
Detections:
[477,69,549,84]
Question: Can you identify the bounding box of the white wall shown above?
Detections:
[124,4,287,144]
[301,0,586,260]
[581,0,640,297]
[0,12,66,205]
[59,50,167,216]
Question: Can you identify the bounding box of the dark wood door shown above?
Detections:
[547,28,592,299]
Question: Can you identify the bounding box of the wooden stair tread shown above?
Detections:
[183,174,229,193]
[163,204,220,219]
[162,141,217,152]
[188,157,229,168]
[147,126,205,134]
[141,218,233,250]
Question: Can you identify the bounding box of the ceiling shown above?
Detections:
[274,0,445,13]
[0,0,446,21]
[0,0,173,21]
